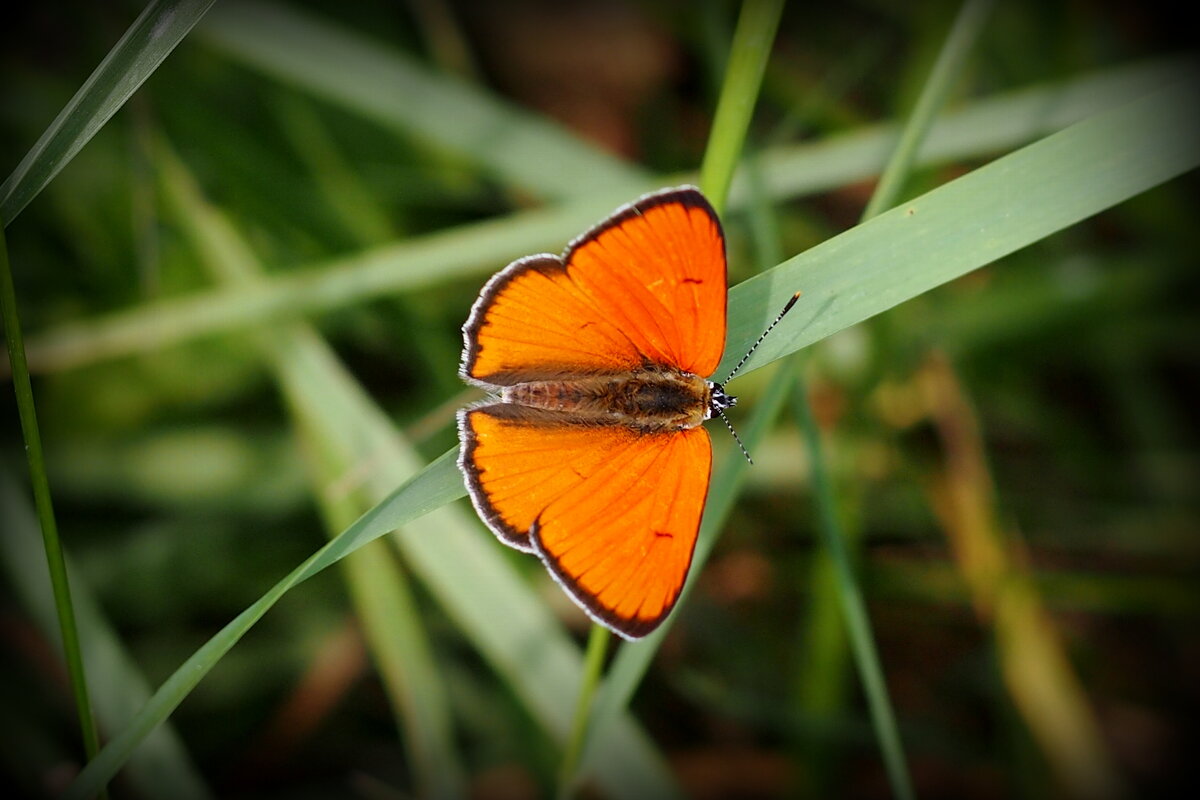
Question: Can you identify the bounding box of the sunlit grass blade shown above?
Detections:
[61,446,466,799]
[792,372,913,800]
[0,466,211,799]
[0,0,215,226]
[717,75,1200,379]
[860,0,995,220]
[14,57,1190,377]
[1,225,102,787]
[296,420,466,800]
[699,0,785,212]
[198,0,648,200]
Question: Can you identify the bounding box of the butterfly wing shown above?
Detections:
[459,404,712,638]
[461,186,726,385]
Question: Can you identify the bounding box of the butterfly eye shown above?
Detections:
[709,384,737,412]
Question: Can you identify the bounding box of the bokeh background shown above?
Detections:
[2,1,1197,798]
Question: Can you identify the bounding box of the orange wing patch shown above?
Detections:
[459,405,712,638]
[461,188,725,385]
[461,255,644,385]
[565,192,726,378]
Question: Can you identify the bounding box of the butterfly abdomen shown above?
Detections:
[501,369,712,431]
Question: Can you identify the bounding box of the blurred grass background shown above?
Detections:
[2,1,1197,798]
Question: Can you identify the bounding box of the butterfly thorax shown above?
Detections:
[499,366,731,432]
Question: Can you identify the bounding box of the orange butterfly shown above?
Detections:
[457,186,792,639]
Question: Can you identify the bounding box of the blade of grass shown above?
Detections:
[0,225,103,787]
[556,625,611,800]
[698,0,786,212]
[154,136,461,798]
[197,0,648,201]
[15,56,1190,376]
[716,75,1200,380]
[792,374,913,799]
[0,0,215,226]
[62,445,464,800]
[787,5,995,797]
[0,465,211,799]
[861,0,996,219]
[298,419,466,800]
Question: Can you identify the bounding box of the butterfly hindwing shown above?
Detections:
[459,404,712,638]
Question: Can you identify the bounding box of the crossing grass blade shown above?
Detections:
[197,0,648,201]
[0,0,216,226]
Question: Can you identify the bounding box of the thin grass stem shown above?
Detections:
[791,380,915,800]
[0,228,104,793]
[557,625,612,799]
[789,5,996,797]
[860,0,996,221]
[699,0,786,213]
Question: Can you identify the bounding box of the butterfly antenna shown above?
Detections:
[716,408,754,465]
[721,292,803,384]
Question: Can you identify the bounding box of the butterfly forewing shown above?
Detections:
[462,188,725,384]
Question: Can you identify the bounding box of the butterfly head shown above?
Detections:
[706,381,737,418]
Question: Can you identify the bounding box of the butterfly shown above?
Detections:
[457,186,795,639]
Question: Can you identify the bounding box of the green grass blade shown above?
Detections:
[198,0,648,200]
[791,375,914,800]
[62,443,463,800]
[15,57,1189,376]
[556,625,612,800]
[0,466,211,799]
[298,422,466,800]
[0,0,215,226]
[160,140,463,798]
[699,0,786,212]
[795,4,996,796]
[717,75,1200,379]
[861,0,995,220]
[0,225,102,782]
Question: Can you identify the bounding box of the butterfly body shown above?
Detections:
[458,186,728,639]
[498,365,731,433]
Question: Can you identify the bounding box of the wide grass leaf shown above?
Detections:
[1,0,215,226]
[198,0,647,201]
